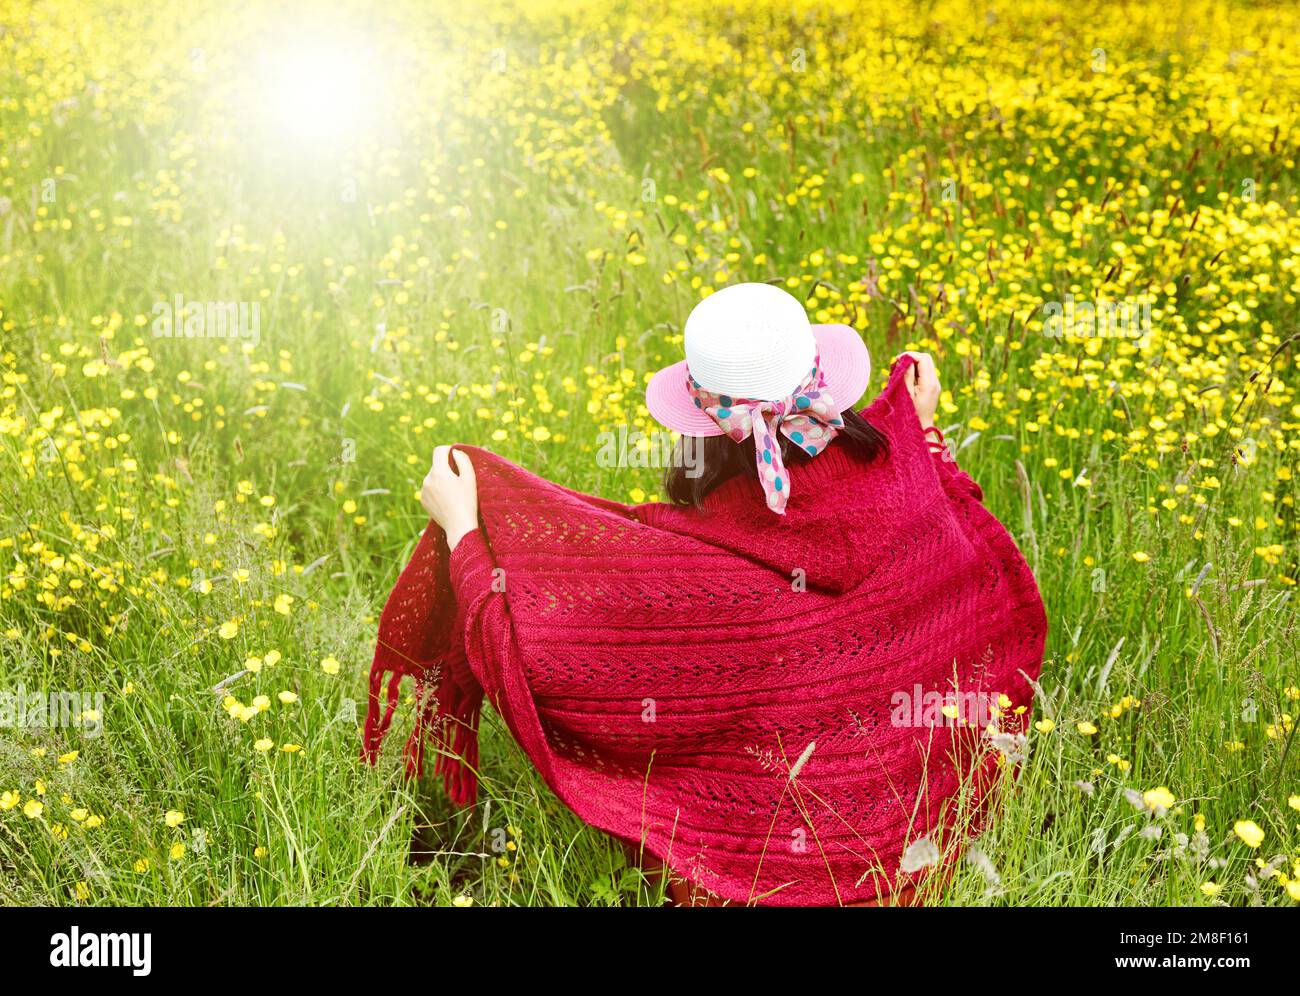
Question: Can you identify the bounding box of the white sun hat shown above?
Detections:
[645,282,872,436]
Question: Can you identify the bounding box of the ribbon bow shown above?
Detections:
[687,352,842,514]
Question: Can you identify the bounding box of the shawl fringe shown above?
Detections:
[363,653,484,806]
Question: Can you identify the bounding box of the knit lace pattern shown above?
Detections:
[363,355,1048,905]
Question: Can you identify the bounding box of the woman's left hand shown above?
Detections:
[897,351,941,429]
[421,445,480,551]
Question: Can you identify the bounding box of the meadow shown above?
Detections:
[0,0,1297,906]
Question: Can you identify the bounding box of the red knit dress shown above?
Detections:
[364,356,1048,906]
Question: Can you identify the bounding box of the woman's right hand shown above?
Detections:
[421,445,480,552]
[897,351,940,429]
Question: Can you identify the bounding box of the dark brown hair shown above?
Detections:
[663,408,889,508]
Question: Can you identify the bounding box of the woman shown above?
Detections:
[365,282,1047,907]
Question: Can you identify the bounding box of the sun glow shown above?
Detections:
[257,39,385,147]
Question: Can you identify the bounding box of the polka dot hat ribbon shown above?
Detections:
[687,352,842,515]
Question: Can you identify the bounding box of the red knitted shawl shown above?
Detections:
[362,356,1047,906]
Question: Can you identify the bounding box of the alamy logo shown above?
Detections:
[890,684,998,728]
[49,927,151,976]
[595,426,703,477]
[1041,294,1150,339]
[152,294,261,346]
[0,685,103,737]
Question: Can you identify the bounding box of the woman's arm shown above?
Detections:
[898,352,984,503]
[898,350,940,432]
[421,444,481,552]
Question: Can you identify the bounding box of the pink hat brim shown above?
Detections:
[645,324,872,437]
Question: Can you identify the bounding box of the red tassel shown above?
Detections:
[426,676,483,805]
[362,665,405,765]
[364,658,483,807]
